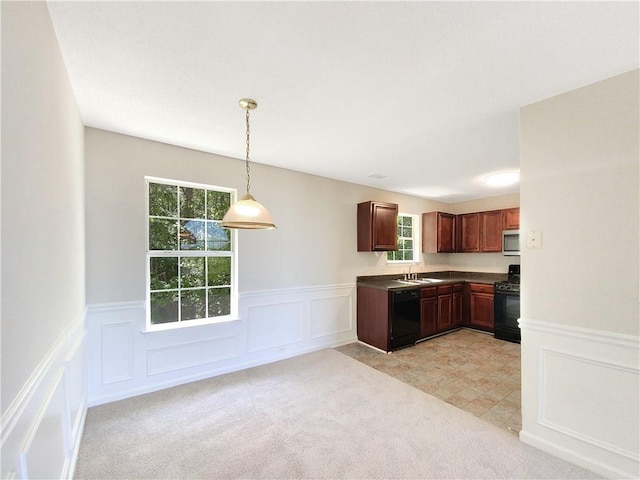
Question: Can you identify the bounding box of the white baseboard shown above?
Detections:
[519,318,639,479]
[520,430,636,480]
[86,283,357,406]
[1,312,87,480]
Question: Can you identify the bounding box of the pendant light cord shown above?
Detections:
[245,108,251,196]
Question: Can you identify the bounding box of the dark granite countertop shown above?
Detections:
[356,271,508,291]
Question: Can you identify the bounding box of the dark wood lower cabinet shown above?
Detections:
[356,286,391,351]
[468,283,495,331]
[437,285,453,331]
[452,284,463,327]
[419,283,464,338]
[420,287,438,338]
[356,282,495,350]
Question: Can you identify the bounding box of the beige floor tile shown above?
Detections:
[464,396,496,417]
[445,394,472,408]
[337,329,522,432]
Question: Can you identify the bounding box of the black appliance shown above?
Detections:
[390,289,420,350]
[494,264,521,343]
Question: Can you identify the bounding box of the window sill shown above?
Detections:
[141,315,240,335]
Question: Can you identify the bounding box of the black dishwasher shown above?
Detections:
[390,289,420,350]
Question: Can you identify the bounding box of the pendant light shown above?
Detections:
[221,98,276,230]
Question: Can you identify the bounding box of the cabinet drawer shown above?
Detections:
[469,283,494,294]
[437,284,453,295]
[421,286,437,298]
[453,283,463,293]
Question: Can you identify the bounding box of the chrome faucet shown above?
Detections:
[404,262,420,280]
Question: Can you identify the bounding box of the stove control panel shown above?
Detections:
[495,282,520,293]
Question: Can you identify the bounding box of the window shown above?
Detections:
[387,213,419,263]
[146,177,236,329]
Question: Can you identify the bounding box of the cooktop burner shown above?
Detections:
[495,264,521,291]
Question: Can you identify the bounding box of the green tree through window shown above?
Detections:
[387,213,418,262]
[147,178,235,327]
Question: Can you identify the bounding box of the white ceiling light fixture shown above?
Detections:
[484,172,520,187]
[222,98,276,230]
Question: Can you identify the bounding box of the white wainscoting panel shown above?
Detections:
[310,294,353,340]
[246,301,305,352]
[1,313,87,480]
[21,370,67,479]
[101,322,134,384]
[520,318,640,479]
[147,335,238,376]
[86,284,356,407]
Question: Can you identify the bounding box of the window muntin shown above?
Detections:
[146,178,236,329]
[387,213,419,263]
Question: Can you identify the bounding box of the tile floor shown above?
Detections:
[335,329,522,434]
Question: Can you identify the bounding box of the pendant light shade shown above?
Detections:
[221,194,276,229]
[221,98,276,230]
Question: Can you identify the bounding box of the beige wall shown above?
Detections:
[518,69,639,478]
[1,2,85,413]
[85,128,455,303]
[447,192,520,215]
[520,69,639,336]
[85,128,520,304]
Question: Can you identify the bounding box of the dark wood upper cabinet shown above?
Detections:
[502,208,520,230]
[480,210,503,252]
[357,201,398,252]
[457,213,480,252]
[458,210,508,253]
[422,212,456,253]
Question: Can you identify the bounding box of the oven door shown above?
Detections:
[494,289,521,343]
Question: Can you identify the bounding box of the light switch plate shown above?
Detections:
[527,230,542,249]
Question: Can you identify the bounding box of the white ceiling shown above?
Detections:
[46,1,639,203]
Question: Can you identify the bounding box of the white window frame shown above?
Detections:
[145,176,239,331]
[387,212,420,264]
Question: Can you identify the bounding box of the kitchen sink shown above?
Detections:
[394,278,444,285]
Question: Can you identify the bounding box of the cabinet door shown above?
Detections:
[438,213,456,253]
[437,293,453,331]
[372,203,398,250]
[480,210,503,252]
[357,201,398,251]
[420,296,438,338]
[452,285,463,327]
[458,213,480,252]
[422,212,455,253]
[469,283,494,331]
[503,208,520,230]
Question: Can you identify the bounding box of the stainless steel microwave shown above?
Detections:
[502,230,520,256]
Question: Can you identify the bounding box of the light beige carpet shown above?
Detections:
[74,349,600,479]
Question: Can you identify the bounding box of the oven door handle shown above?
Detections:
[495,291,520,297]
